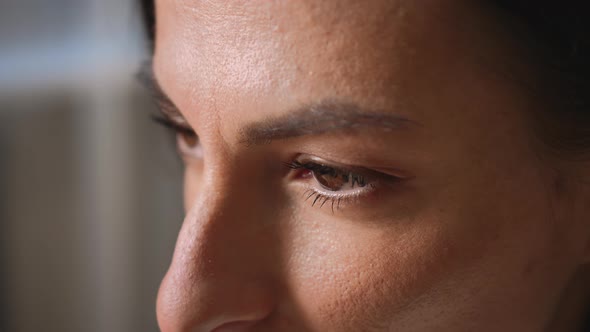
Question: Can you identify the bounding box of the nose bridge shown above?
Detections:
[176,188,269,279]
[157,166,278,331]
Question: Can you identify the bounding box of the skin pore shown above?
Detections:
[151,0,590,331]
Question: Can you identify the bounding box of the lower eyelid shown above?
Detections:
[176,134,203,158]
[299,182,379,210]
[314,182,376,197]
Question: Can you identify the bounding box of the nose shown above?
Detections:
[156,178,278,331]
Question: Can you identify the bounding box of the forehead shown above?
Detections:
[153,0,513,128]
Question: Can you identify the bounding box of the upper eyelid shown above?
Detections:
[291,157,374,177]
[287,161,374,187]
[298,162,357,177]
[152,115,195,134]
[154,99,190,127]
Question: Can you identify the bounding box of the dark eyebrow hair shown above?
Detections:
[240,100,418,146]
[136,61,186,122]
[136,62,418,144]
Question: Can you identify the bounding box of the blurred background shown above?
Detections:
[0,0,183,331]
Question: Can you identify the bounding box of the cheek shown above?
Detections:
[283,218,457,330]
[280,166,572,331]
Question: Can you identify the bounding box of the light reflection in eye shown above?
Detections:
[287,159,369,192]
[285,156,387,211]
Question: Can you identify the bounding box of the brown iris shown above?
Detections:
[313,171,348,191]
[287,160,369,192]
[179,132,199,148]
[312,166,367,192]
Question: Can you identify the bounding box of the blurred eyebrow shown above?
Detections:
[136,62,418,144]
[240,101,418,146]
[136,61,186,123]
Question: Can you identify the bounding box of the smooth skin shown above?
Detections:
[152,1,590,331]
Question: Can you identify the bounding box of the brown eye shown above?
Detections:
[313,172,348,191]
[176,132,202,159]
[179,132,198,148]
[286,159,370,193]
[311,167,368,192]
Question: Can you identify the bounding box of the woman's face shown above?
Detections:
[153,1,590,331]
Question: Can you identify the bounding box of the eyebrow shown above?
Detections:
[240,102,417,146]
[137,61,418,145]
[136,61,186,123]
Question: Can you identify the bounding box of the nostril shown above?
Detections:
[210,320,258,332]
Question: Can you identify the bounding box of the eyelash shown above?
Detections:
[285,160,377,211]
[285,160,368,187]
[152,115,387,212]
[152,114,201,153]
[151,114,196,137]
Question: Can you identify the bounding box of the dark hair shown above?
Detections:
[489,2,590,159]
[139,0,590,157]
[140,0,155,50]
